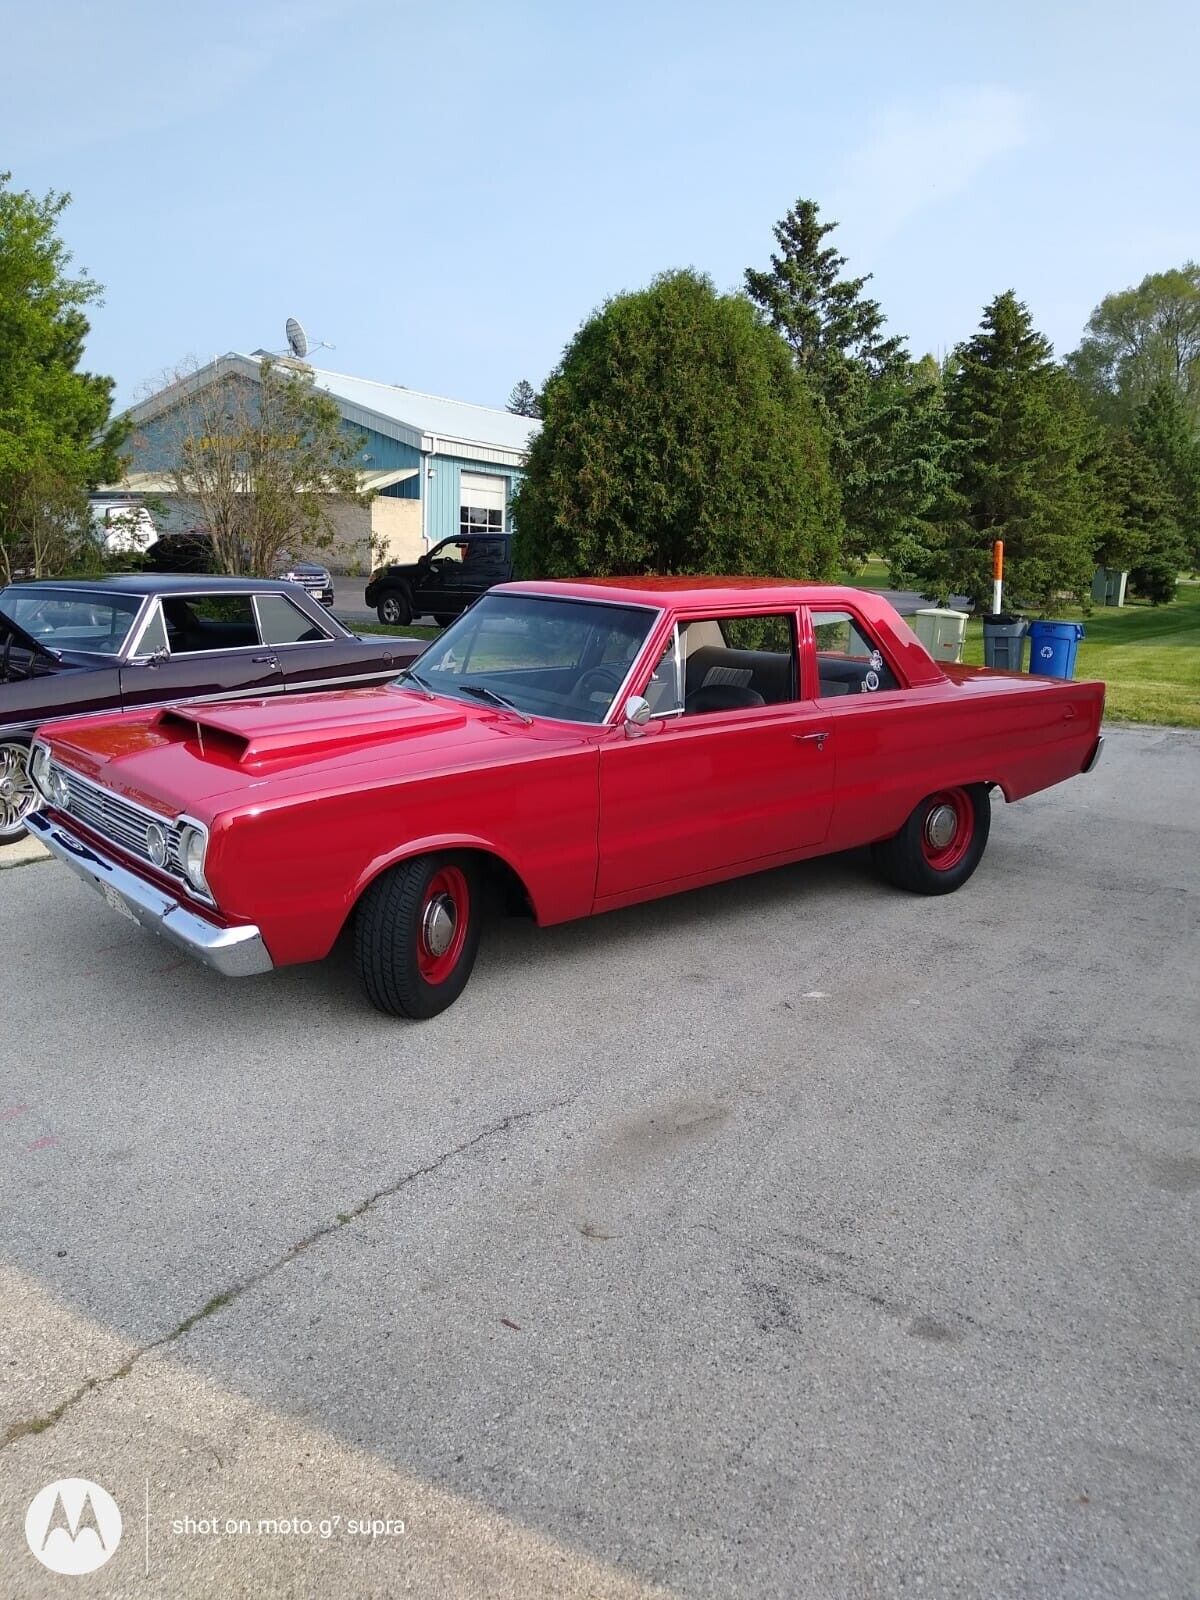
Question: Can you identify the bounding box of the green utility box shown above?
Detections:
[912,608,969,664]
[1091,567,1129,607]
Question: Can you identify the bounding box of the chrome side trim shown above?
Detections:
[1083,734,1104,773]
[28,813,273,978]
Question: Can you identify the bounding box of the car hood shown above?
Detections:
[42,684,549,818]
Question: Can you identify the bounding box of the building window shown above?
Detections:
[460,504,503,536]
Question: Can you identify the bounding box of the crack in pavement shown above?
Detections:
[2,1094,574,1452]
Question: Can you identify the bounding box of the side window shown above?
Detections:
[133,604,169,657]
[256,593,328,645]
[645,613,798,717]
[811,610,901,696]
[463,539,506,571]
[161,595,258,654]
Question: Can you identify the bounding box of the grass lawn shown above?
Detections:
[352,622,443,641]
[959,582,1200,727]
[838,557,891,588]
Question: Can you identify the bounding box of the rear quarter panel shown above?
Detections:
[821,668,1106,850]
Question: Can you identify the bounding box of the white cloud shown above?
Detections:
[833,86,1032,246]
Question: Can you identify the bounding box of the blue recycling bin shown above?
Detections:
[1028,620,1084,679]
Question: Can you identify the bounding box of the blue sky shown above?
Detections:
[2,0,1196,412]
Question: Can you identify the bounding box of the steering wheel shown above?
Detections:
[572,666,624,707]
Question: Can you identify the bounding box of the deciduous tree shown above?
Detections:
[511,269,840,581]
[1068,264,1200,425]
[0,173,125,579]
[160,356,367,576]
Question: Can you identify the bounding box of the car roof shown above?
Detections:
[4,575,313,596]
[497,576,885,610]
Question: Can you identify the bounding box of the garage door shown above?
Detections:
[459,472,506,535]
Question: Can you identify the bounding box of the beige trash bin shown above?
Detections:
[912,607,969,663]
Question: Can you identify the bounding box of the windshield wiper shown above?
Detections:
[395,666,436,699]
[455,682,533,724]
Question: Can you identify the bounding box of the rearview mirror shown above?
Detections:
[623,694,651,735]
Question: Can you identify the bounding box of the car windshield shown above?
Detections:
[0,589,143,655]
[409,593,656,723]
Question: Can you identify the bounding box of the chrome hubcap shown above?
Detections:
[925,803,958,851]
[422,893,458,957]
[0,744,36,836]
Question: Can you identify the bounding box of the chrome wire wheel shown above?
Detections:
[0,742,38,844]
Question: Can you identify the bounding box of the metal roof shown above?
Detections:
[301,365,541,457]
[123,354,540,467]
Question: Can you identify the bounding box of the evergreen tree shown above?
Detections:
[894,292,1100,611]
[1130,380,1200,569]
[512,269,840,581]
[506,378,542,419]
[745,198,951,564]
[0,173,126,581]
[1098,432,1186,604]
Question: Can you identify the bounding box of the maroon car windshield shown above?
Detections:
[0,589,143,655]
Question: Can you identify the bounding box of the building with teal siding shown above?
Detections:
[104,353,541,572]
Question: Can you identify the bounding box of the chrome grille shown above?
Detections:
[51,761,184,876]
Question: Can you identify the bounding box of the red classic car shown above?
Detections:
[28,579,1104,1019]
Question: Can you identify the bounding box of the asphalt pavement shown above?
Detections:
[0,724,1197,1598]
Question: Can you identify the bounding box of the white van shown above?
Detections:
[90,501,158,556]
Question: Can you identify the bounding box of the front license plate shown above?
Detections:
[101,884,138,923]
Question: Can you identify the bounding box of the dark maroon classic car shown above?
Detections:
[0,575,422,844]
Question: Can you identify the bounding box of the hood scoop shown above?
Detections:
[154,689,469,765]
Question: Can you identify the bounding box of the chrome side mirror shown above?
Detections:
[623,694,651,735]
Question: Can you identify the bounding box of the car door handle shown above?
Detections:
[794,731,830,749]
[251,653,278,665]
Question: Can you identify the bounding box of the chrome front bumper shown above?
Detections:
[28,813,274,978]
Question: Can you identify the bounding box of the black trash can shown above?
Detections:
[982,613,1029,671]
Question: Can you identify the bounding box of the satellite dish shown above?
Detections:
[285,317,308,359]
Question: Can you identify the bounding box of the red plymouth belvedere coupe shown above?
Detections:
[28,579,1104,1018]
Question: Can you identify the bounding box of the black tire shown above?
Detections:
[433,613,456,628]
[355,853,481,1019]
[870,784,991,896]
[0,739,38,846]
[377,590,412,626]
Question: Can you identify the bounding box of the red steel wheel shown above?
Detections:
[416,865,470,985]
[355,853,482,1018]
[870,783,991,896]
[918,788,974,872]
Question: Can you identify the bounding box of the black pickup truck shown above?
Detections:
[364,534,512,626]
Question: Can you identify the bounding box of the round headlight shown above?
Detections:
[145,822,168,868]
[178,824,210,896]
[47,767,70,809]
